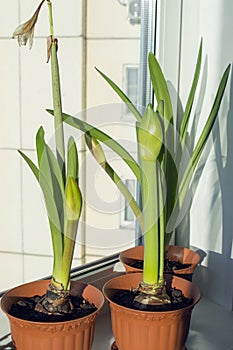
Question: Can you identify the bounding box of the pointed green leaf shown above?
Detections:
[67,137,79,183]
[85,134,143,231]
[19,149,63,274]
[36,126,45,167]
[95,67,142,122]
[169,63,231,232]
[180,39,203,144]
[18,150,39,182]
[45,144,65,196]
[148,52,173,126]
[36,135,65,237]
[47,109,142,185]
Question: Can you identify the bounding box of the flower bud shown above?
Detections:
[85,134,106,166]
[137,104,163,161]
[65,176,82,222]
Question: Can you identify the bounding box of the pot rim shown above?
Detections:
[1,279,104,326]
[103,272,201,316]
[119,245,201,273]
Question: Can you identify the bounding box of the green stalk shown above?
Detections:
[46,0,66,285]
[49,219,63,283]
[62,176,82,290]
[137,105,163,286]
[141,160,159,285]
[61,221,78,290]
[47,0,65,179]
[158,167,165,280]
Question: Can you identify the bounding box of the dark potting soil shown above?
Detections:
[111,287,192,312]
[131,258,191,272]
[9,295,97,323]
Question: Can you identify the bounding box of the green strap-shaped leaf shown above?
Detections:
[40,172,63,281]
[45,145,65,197]
[95,67,142,122]
[36,128,65,197]
[180,39,203,145]
[47,109,142,185]
[148,52,173,126]
[18,150,39,182]
[85,133,143,231]
[36,129,65,249]
[67,137,79,183]
[36,126,45,167]
[169,63,231,232]
[18,148,63,280]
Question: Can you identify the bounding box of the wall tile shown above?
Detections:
[20,0,83,38]
[23,254,53,283]
[0,41,20,149]
[0,2,19,37]
[0,253,23,291]
[0,150,22,252]
[86,39,140,108]
[24,255,84,283]
[21,150,53,255]
[87,0,140,38]
[20,38,83,150]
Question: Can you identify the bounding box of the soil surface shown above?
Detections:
[131,258,191,272]
[111,286,192,312]
[9,295,97,323]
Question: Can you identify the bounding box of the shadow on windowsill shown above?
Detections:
[0,334,14,350]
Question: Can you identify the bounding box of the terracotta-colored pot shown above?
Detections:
[103,273,201,350]
[1,279,104,350]
[119,245,200,280]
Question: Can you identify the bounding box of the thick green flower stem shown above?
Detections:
[49,220,63,285]
[61,220,79,291]
[158,167,165,280]
[136,159,170,305]
[47,0,65,178]
[141,159,159,285]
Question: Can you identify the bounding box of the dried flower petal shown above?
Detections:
[47,36,52,62]
[12,0,45,49]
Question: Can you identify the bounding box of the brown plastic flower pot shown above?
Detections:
[119,245,200,280]
[103,272,201,350]
[1,279,104,350]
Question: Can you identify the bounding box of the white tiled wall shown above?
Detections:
[0,1,85,291]
[0,0,141,291]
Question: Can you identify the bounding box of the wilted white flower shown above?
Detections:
[12,0,45,49]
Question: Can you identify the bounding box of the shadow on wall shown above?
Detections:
[167,57,208,248]
[169,46,233,311]
[189,61,233,311]
[213,67,233,311]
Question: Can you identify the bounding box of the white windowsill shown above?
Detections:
[0,264,233,350]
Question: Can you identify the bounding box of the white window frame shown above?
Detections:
[120,177,137,229]
[121,64,140,121]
